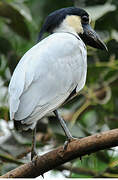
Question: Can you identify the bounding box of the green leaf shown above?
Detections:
[85,3,116,21]
[0,37,19,74]
[95,10,118,32]
[0,37,12,55]
[9,1,32,22]
[0,1,30,39]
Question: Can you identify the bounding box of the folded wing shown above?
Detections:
[9,33,86,127]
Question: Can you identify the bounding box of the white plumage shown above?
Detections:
[8,7,107,161]
[9,32,87,129]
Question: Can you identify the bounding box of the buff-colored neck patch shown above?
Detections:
[65,15,83,34]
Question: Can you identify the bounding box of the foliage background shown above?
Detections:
[0,0,118,178]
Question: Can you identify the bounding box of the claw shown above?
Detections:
[31,154,44,178]
[32,154,39,166]
[31,149,37,161]
[63,137,77,151]
[63,139,71,150]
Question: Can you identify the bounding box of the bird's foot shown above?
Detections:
[31,152,39,167]
[31,149,38,161]
[63,137,77,151]
[31,153,44,178]
[32,155,39,166]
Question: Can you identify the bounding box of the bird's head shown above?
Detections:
[38,7,107,51]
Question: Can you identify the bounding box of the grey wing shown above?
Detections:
[9,33,86,127]
[10,59,74,126]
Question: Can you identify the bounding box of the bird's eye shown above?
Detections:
[82,15,89,23]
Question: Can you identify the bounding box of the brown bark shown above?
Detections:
[1,129,118,178]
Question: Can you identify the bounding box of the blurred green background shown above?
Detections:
[0,0,118,178]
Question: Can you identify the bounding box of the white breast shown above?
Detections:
[8,32,87,128]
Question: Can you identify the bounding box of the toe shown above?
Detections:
[63,137,78,150]
[31,150,37,161]
[32,154,39,166]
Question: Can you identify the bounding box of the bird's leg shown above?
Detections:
[31,126,44,178]
[31,125,37,161]
[54,110,74,150]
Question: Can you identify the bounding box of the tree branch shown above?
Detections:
[1,129,118,178]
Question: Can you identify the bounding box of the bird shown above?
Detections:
[8,7,107,160]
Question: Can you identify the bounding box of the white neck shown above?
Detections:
[53,18,79,37]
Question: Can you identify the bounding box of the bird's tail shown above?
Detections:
[13,119,36,131]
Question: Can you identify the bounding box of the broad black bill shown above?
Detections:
[80,24,108,51]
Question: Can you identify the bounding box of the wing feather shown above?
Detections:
[9,32,87,125]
